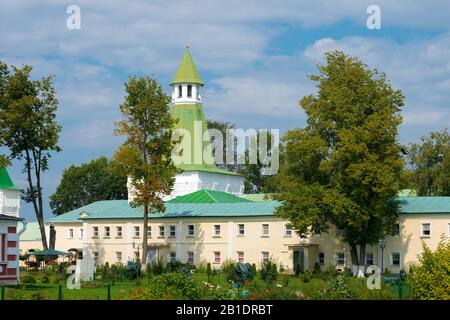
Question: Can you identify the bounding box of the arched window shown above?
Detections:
[178,85,182,98]
[187,85,192,98]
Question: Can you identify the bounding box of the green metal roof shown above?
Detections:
[0,167,20,190]
[168,189,252,204]
[49,195,450,223]
[171,47,203,85]
[19,222,42,241]
[241,194,274,202]
[397,197,450,213]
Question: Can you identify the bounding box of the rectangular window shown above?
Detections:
[261,251,269,264]
[147,225,152,237]
[169,225,176,237]
[336,252,345,266]
[67,228,74,239]
[394,223,400,236]
[187,224,195,237]
[318,252,325,266]
[134,226,140,237]
[116,226,123,238]
[421,223,431,237]
[116,251,122,263]
[187,85,192,98]
[365,252,374,266]
[261,224,269,236]
[92,226,99,238]
[285,224,293,237]
[237,224,245,236]
[214,224,221,236]
[187,251,194,264]
[159,225,165,237]
[79,228,84,239]
[390,252,400,267]
[169,252,176,263]
[237,251,244,263]
[214,251,221,264]
[178,85,182,98]
[104,226,110,238]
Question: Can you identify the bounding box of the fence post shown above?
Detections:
[58,284,63,300]
[1,286,4,300]
[107,284,111,301]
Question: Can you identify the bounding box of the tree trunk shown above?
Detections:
[142,203,149,265]
[357,243,367,277]
[350,244,359,276]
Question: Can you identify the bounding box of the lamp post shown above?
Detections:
[379,239,387,274]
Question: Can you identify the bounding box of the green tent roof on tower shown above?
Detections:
[0,168,20,190]
[167,189,252,204]
[171,47,204,85]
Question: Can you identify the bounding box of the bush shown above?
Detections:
[318,275,355,300]
[124,260,141,280]
[206,263,212,281]
[150,257,166,276]
[31,291,47,300]
[313,262,321,274]
[407,237,450,300]
[251,263,257,276]
[21,273,37,284]
[260,257,278,286]
[6,289,25,300]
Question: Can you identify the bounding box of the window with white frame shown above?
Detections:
[318,252,325,266]
[420,223,431,237]
[187,224,195,237]
[213,224,221,236]
[365,252,374,266]
[92,226,99,238]
[67,228,74,239]
[116,251,122,263]
[187,85,192,98]
[169,225,176,237]
[159,225,165,237]
[147,225,152,237]
[390,252,400,267]
[187,251,194,264]
[261,224,269,236]
[169,251,176,263]
[79,228,84,239]
[116,226,123,238]
[237,251,244,263]
[213,251,221,264]
[104,226,110,238]
[133,226,140,237]
[261,251,269,264]
[237,224,245,236]
[336,252,345,266]
[177,85,182,98]
[285,224,293,237]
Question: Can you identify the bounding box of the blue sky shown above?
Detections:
[0,0,449,221]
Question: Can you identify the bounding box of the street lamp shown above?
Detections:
[379,239,387,274]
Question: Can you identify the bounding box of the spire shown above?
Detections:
[171,47,204,86]
[0,167,19,190]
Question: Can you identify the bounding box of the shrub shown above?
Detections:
[31,291,47,300]
[313,262,321,274]
[251,263,257,276]
[260,257,278,286]
[150,257,166,276]
[318,275,355,300]
[124,260,141,280]
[206,263,212,281]
[407,237,450,300]
[21,273,37,284]
[6,289,25,300]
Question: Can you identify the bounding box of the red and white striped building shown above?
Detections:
[0,168,23,285]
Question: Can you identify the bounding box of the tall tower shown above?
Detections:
[168,47,244,197]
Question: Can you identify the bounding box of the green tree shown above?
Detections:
[274,51,404,274]
[238,131,278,194]
[114,76,178,265]
[406,129,450,196]
[206,119,238,171]
[49,156,128,215]
[0,62,61,250]
[407,236,450,300]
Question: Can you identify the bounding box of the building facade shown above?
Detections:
[45,48,450,275]
[0,168,24,285]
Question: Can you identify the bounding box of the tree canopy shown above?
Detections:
[50,156,128,215]
[406,129,450,196]
[274,51,405,269]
